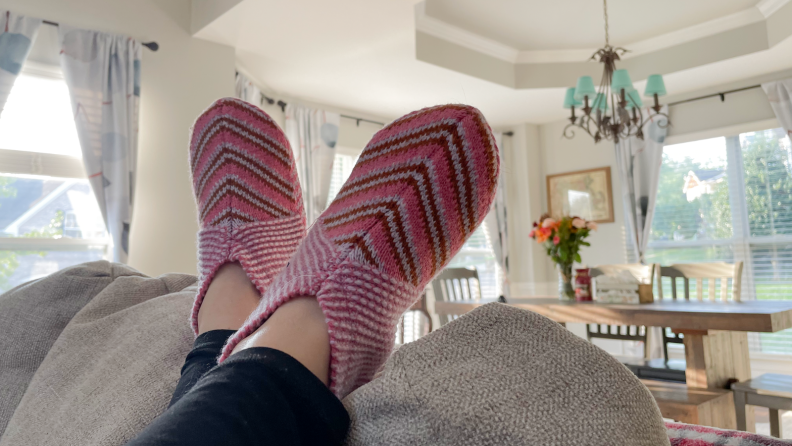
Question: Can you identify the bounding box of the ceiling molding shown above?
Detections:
[415,1,783,64]
[414,2,518,62]
[625,7,764,58]
[757,0,791,17]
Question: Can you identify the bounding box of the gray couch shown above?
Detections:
[0,261,781,445]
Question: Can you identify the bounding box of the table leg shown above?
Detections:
[680,330,754,431]
[734,390,747,431]
[769,409,781,438]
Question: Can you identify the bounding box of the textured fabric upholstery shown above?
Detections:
[0,262,196,446]
[344,302,671,446]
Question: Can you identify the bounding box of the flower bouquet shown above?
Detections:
[529,214,598,300]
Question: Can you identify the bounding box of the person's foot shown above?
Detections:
[189,98,306,334]
[221,104,500,398]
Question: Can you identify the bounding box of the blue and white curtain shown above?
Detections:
[285,104,340,224]
[0,11,41,114]
[59,26,141,263]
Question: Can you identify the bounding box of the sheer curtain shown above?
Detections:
[0,11,41,114]
[614,106,668,264]
[483,131,509,299]
[763,79,792,136]
[59,26,141,263]
[284,104,340,223]
[235,71,262,107]
[614,107,668,359]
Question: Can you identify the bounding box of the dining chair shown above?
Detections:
[656,262,744,367]
[587,263,658,358]
[430,267,481,327]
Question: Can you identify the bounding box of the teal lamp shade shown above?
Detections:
[592,93,609,111]
[644,74,667,97]
[563,87,582,109]
[625,89,643,108]
[610,69,634,93]
[574,76,597,101]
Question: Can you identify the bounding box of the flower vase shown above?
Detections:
[558,264,575,301]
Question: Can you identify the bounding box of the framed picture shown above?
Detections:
[546,166,614,223]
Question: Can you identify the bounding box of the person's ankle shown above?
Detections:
[231,297,330,385]
[197,263,261,334]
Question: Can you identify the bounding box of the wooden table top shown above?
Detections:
[433,298,792,333]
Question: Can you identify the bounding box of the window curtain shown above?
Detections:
[614,106,668,264]
[0,11,41,114]
[762,79,792,137]
[59,26,141,263]
[614,107,668,360]
[235,71,262,107]
[483,131,509,299]
[284,104,340,223]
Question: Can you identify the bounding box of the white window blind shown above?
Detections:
[646,128,792,355]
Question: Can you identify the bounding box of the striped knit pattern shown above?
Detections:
[220,104,500,398]
[666,422,791,445]
[189,98,306,335]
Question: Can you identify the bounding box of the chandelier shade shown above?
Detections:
[644,74,667,97]
[574,75,597,101]
[625,89,643,108]
[610,69,634,93]
[563,87,582,109]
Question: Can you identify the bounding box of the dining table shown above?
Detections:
[432,297,792,429]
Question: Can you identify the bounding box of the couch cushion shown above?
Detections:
[0,263,196,446]
[343,302,670,446]
[0,261,132,437]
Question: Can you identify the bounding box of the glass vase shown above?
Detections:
[557,264,575,301]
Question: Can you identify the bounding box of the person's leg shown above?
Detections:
[131,287,344,446]
[169,262,261,406]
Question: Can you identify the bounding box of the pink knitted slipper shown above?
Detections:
[220,104,499,397]
[189,98,306,335]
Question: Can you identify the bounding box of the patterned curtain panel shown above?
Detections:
[234,71,262,107]
[0,11,41,114]
[483,131,509,298]
[59,26,141,263]
[614,106,668,264]
[284,104,340,223]
[763,79,792,137]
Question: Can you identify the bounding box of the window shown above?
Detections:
[0,65,108,293]
[646,127,792,355]
[327,152,502,300]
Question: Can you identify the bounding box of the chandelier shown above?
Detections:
[563,0,669,144]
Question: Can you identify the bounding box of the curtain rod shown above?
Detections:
[41,20,159,52]
[258,91,386,127]
[667,84,761,107]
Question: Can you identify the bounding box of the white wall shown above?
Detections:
[3,0,237,276]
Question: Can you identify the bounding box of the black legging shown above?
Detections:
[125,330,350,445]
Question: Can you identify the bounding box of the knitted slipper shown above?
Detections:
[219,104,500,398]
[189,98,306,335]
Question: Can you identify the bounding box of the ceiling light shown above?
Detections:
[562,0,669,143]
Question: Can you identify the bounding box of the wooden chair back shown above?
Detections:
[586,263,657,359]
[657,261,744,362]
[657,261,744,302]
[431,267,481,326]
